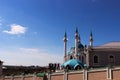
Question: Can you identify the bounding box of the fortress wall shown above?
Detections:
[50,74,64,80]
[36,77,44,80]
[1,76,23,80]
[24,76,34,80]
[13,77,22,80]
[67,72,83,80]
[0,76,12,80]
[1,67,120,80]
[49,67,120,80]
[112,68,120,80]
[87,70,107,80]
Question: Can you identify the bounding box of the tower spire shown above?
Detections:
[63,31,68,62]
[75,27,78,37]
[64,31,67,38]
[75,27,79,59]
[90,31,93,47]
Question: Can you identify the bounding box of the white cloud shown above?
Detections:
[3,24,26,35]
[0,48,63,66]
[20,48,39,53]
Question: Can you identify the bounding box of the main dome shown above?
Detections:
[61,59,84,70]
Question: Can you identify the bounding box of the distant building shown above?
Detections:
[62,28,120,70]
[0,60,3,76]
[86,42,120,68]
[48,63,60,72]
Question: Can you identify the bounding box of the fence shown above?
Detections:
[0,74,45,80]
[49,66,120,80]
[1,66,120,80]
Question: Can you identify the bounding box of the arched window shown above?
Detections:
[109,55,114,63]
[94,55,98,63]
[75,65,82,70]
[70,56,73,59]
[66,65,71,70]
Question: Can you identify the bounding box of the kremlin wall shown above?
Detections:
[0,66,120,80]
[50,66,120,80]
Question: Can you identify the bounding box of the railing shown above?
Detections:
[0,74,44,80]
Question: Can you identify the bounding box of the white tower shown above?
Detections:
[90,32,93,47]
[63,32,67,62]
[75,27,79,59]
[78,34,81,43]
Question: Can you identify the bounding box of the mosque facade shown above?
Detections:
[62,28,120,70]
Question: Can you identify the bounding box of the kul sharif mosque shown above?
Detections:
[62,27,120,70]
[61,28,90,70]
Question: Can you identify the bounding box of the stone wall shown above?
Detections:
[50,74,64,80]
[87,70,107,80]
[1,67,120,80]
[68,72,83,80]
[49,66,120,80]
[111,68,120,80]
[0,74,44,80]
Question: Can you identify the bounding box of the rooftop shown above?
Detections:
[94,42,120,48]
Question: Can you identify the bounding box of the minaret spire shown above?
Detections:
[90,31,93,47]
[75,27,79,59]
[63,31,68,62]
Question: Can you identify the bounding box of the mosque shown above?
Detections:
[62,28,120,70]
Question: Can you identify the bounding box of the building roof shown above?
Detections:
[36,73,46,77]
[95,42,120,48]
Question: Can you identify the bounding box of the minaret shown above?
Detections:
[78,34,81,43]
[90,32,93,47]
[75,27,79,59]
[63,32,68,62]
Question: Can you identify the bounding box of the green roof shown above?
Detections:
[36,73,45,77]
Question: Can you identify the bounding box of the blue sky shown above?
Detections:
[0,0,120,66]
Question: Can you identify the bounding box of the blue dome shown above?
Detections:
[78,42,84,49]
[61,59,84,70]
